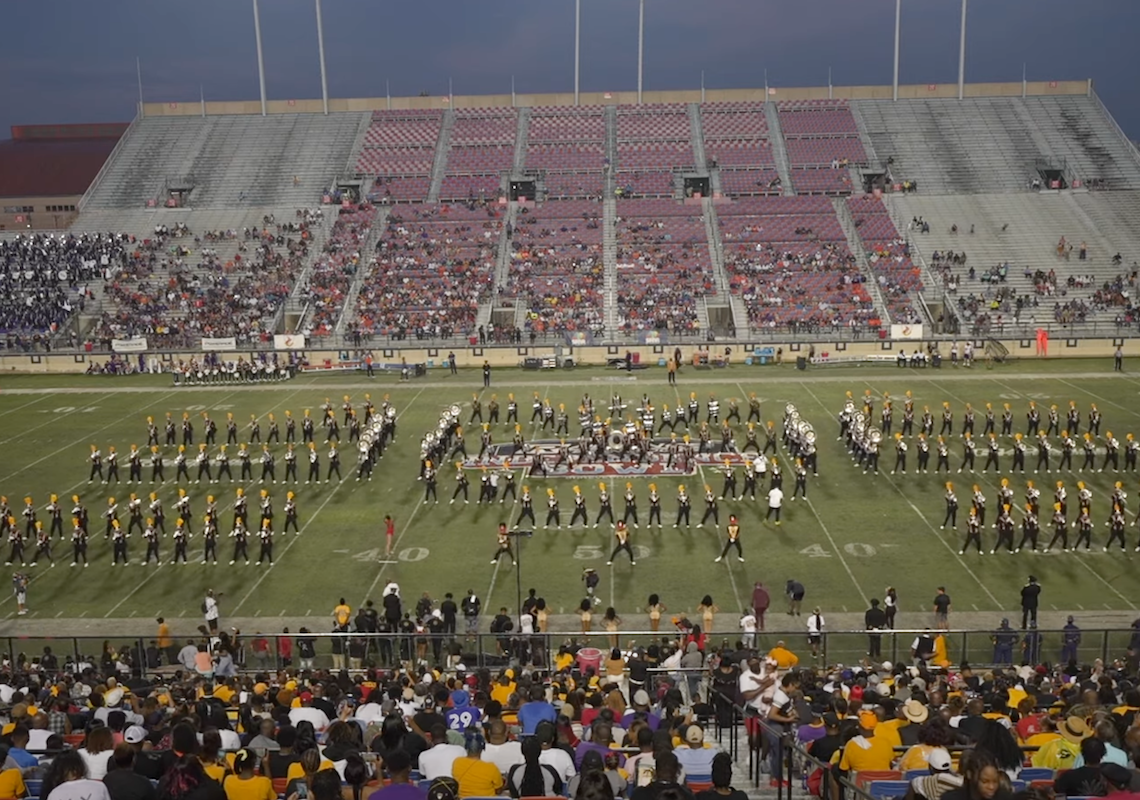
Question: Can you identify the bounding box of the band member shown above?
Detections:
[1073,507,1094,552]
[1105,505,1127,552]
[982,434,1001,472]
[569,486,588,528]
[1126,434,1139,472]
[479,424,493,459]
[863,433,879,475]
[71,519,88,567]
[747,393,762,423]
[1026,402,1041,437]
[720,460,738,500]
[203,412,218,446]
[29,523,52,567]
[302,409,315,443]
[174,445,190,483]
[1058,431,1075,471]
[202,518,218,564]
[20,496,36,537]
[125,493,143,535]
[1067,402,1081,437]
[940,402,953,436]
[915,433,930,473]
[971,484,987,527]
[958,433,976,473]
[257,522,274,565]
[230,521,250,565]
[452,464,470,504]
[674,485,691,528]
[1035,433,1052,473]
[960,508,983,555]
[506,393,518,426]
[1103,431,1120,473]
[646,483,663,528]
[143,519,161,565]
[699,485,719,528]
[1077,481,1093,514]
[181,413,194,446]
[1089,404,1101,437]
[234,443,250,481]
[531,392,543,423]
[763,421,778,454]
[542,487,560,533]
[174,489,192,533]
[470,393,483,425]
[257,444,275,482]
[621,483,639,528]
[305,442,321,484]
[44,494,63,539]
[327,444,341,482]
[147,415,159,447]
[608,521,635,566]
[715,515,743,563]
[1046,404,1060,436]
[515,486,536,529]
[162,413,175,446]
[941,482,958,529]
[103,496,120,539]
[149,446,165,483]
[892,433,908,475]
[936,436,950,473]
[194,444,211,483]
[225,412,239,445]
[72,494,89,535]
[707,395,720,424]
[491,522,515,565]
[266,413,280,444]
[791,458,809,500]
[88,444,103,483]
[233,487,247,528]
[477,467,492,504]
[1016,504,1040,553]
[248,414,261,444]
[423,460,438,502]
[285,409,297,443]
[961,404,975,437]
[982,403,995,436]
[993,505,1015,554]
[501,465,517,503]
[1001,403,1013,436]
[127,445,143,483]
[921,405,934,437]
[1045,502,1068,553]
[259,488,273,528]
[110,520,129,565]
[283,491,299,534]
[726,397,741,425]
[556,404,570,436]
[595,483,614,528]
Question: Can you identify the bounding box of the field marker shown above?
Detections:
[1105,603,1113,609]
[0,392,118,446]
[1077,603,1084,609]
[803,497,869,606]
[105,565,166,618]
[254,609,261,616]
[0,394,59,420]
[972,603,979,610]
[55,611,62,618]
[80,610,88,618]
[918,379,1138,611]
[0,389,181,484]
[1055,378,1140,420]
[801,380,1002,607]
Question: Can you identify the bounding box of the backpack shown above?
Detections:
[426,776,459,800]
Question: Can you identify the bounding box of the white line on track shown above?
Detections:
[800,380,1003,607]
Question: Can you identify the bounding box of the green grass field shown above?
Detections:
[2,360,1140,645]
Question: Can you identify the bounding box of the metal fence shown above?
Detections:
[6,626,1135,677]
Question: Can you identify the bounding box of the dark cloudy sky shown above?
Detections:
[2,0,1137,137]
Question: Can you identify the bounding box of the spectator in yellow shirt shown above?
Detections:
[1031,716,1089,770]
[838,711,895,773]
[767,641,799,670]
[452,732,505,799]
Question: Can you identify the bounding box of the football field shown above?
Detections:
[2,359,1140,649]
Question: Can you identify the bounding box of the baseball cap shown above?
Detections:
[822,712,840,728]
[450,690,470,708]
[633,689,651,706]
[685,724,704,745]
[124,726,148,744]
[928,748,952,772]
[858,710,878,730]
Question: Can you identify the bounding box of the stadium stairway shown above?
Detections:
[333,209,388,337]
[1019,95,1140,191]
[603,196,618,335]
[688,102,708,171]
[483,202,518,331]
[848,102,882,168]
[834,197,892,326]
[426,109,456,203]
[604,106,618,196]
[512,108,531,172]
[762,103,795,196]
[346,114,376,177]
[82,117,208,209]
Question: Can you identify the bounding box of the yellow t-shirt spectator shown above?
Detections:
[876,719,905,752]
[767,646,799,670]
[1032,737,1081,770]
[334,604,351,628]
[0,768,27,799]
[839,734,895,773]
[452,756,505,799]
[897,744,937,773]
[222,775,276,800]
[285,759,336,783]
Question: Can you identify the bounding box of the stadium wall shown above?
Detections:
[140,80,1090,117]
[0,338,1122,374]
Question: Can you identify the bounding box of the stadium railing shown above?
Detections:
[7,627,1134,677]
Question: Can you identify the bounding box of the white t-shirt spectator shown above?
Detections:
[768,488,783,508]
[484,740,524,775]
[204,596,219,622]
[539,747,577,781]
[740,613,757,635]
[77,748,112,780]
[47,780,112,800]
[356,702,385,724]
[288,706,330,730]
[417,742,466,781]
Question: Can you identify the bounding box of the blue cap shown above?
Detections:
[451,690,470,707]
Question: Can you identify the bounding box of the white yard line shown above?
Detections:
[800,380,1003,607]
[0,390,180,483]
[0,394,60,419]
[0,393,117,446]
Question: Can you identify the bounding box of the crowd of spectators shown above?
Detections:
[301,206,378,338]
[352,203,499,342]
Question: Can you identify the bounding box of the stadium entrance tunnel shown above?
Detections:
[510,180,536,201]
[684,176,710,198]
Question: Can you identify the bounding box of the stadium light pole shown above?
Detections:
[637,0,645,104]
[574,0,581,106]
[957,0,968,101]
[136,57,145,119]
[892,0,901,102]
[252,0,268,116]
[315,0,330,115]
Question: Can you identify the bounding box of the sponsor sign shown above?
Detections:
[274,334,306,351]
[111,338,148,353]
[890,323,924,340]
[201,337,237,352]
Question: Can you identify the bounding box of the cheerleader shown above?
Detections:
[544,488,561,530]
[71,520,88,567]
[607,521,635,566]
[941,482,958,529]
[714,515,743,563]
[514,486,536,529]
[594,483,614,528]
[283,492,299,534]
[622,483,639,529]
[490,522,515,565]
[698,485,719,528]
[257,522,274,565]
[569,486,588,527]
[230,521,250,565]
[143,520,161,565]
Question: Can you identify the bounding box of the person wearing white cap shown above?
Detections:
[910,747,962,800]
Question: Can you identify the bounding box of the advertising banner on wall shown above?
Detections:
[274,334,307,351]
[111,338,148,353]
[201,337,238,352]
[890,324,924,340]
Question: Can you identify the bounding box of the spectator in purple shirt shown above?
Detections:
[574,722,616,768]
[622,690,662,732]
[367,749,426,800]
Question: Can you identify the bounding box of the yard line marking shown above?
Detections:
[55,610,63,618]
[280,608,286,616]
[800,381,1002,607]
[1051,604,1058,610]
[1056,378,1140,420]
[178,610,185,617]
[803,497,869,606]
[105,565,166,617]
[0,392,117,446]
[917,379,1138,611]
[0,393,59,419]
[129,609,137,617]
[1077,603,1084,609]
[972,604,979,610]
[80,610,88,618]
[1105,603,1113,610]
[0,390,180,484]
